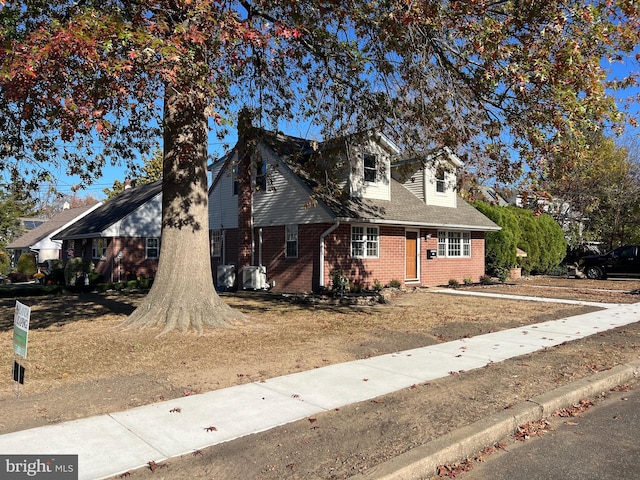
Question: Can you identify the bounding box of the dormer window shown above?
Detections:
[436,166,446,193]
[363,153,377,183]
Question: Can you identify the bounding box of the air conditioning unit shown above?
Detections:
[216,265,236,290]
[242,266,267,290]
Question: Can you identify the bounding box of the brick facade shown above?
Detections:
[210,224,486,293]
[61,237,158,284]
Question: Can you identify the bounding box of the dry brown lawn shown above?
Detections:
[1,276,639,479]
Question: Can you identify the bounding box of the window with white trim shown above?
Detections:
[351,225,379,258]
[146,238,159,259]
[363,153,377,183]
[438,231,471,257]
[285,225,298,258]
[92,238,107,259]
[256,158,267,191]
[435,166,446,193]
[232,165,239,195]
[210,230,222,257]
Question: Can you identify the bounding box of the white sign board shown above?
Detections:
[13,301,30,358]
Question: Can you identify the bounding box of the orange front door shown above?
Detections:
[406,231,418,280]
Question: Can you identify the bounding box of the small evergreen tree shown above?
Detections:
[16,253,37,275]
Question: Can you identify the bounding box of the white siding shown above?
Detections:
[208,144,334,230]
[253,145,334,226]
[423,163,457,208]
[402,170,425,202]
[105,193,162,237]
[208,152,240,229]
[348,140,391,201]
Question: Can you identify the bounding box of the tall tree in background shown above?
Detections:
[546,132,640,250]
[587,136,640,248]
[1,1,638,332]
[103,145,163,199]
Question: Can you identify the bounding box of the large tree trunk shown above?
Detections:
[122,86,244,334]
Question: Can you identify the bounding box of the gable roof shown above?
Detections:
[317,179,500,231]
[211,129,500,232]
[264,133,499,231]
[54,181,162,240]
[7,204,101,249]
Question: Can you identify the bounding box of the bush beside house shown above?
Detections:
[473,202,566,277]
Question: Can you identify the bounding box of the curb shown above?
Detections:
[349,359,640,480]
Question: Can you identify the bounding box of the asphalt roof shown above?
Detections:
[213,129,499,231]
[53,181,162,240]
[7,204,99,249]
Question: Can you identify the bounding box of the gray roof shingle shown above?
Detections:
[7,204,100,249]
[53,181,162,240]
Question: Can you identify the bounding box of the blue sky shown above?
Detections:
[26,49,640,202]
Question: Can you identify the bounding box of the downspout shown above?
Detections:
[221,230,226,266]
[319,220,340,289]
[258,227,263,266]
[251,194,255,266]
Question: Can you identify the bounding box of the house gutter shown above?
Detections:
[319,220,340,289]
[335,217,501,232]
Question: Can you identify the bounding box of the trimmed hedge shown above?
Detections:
[473,202,566,276]
[16,253,37,275]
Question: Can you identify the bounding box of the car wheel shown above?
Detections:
[585,266,604,280]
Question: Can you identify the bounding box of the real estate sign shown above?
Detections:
[13,301,30,358]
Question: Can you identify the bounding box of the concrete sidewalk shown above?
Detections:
[1,296,639,480]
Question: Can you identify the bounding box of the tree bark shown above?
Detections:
[121,85,244,334]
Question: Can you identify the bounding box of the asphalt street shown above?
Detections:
[458,380,640,480]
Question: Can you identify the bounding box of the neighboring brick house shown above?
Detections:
[53,181,162,283]
[208,129,500,293]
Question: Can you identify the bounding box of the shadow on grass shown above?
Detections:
[0,290,142,331]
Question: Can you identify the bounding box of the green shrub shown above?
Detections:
[330,269,349,295]
[88,271,103,285]
[0,250,10,276]
[64,257,95,286]
[372,279,383,292]
[472,202,566,276]
[138,278,154,289]
[495,266,510,283]
[479,275,493,285]
[388,279,402,289]
[16,253,37,275]
[463,277,473,286]
[448,279,460,288]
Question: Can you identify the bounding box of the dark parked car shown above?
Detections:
[578,245,640,279]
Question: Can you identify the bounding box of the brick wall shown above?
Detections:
[211,225,487,292]
[61,237,158,283]
[419,229,486,286]
[323,225,402,289]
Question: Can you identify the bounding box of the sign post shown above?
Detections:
[13,301,30,396]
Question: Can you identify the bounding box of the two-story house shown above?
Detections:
[208,128,500,293]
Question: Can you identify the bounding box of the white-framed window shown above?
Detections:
[438,231,471,257]
[351,225,379,258]
[285,225,298,258]
[435,166,446,193]
[363,153,377,183]
[255,158,267,191]
[232,164,239,196]
[92,238,107,259]
[146,238,159,259]
[210,229,222,257]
